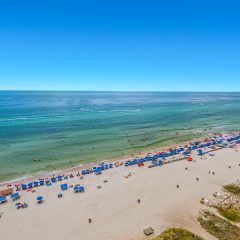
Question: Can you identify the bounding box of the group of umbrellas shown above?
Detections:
[124,135,240,167]
[81,163,114,176]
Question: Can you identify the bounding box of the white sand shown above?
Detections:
[0,147,240,240]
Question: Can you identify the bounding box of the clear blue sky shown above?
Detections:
[0,0,240,91]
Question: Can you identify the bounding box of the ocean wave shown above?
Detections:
[0,117,35,122]
[79,108,141,113]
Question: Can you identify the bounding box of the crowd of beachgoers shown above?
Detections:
[1,131,240,211]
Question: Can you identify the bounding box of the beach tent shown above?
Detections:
[187,156,193,161]
[21,184,27,190]
[61,183,68,191]
[10,192,19,200]
[79,186,84,192]
[27,182,33,188]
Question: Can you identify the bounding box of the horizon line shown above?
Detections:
[0,90,240,93]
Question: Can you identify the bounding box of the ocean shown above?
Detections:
[0,91,240,182]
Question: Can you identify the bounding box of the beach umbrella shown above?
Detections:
[36,196,43,201]
[79,186,84,192]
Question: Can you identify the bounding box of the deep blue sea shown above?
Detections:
[1,91,240,181]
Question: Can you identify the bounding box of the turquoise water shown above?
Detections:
[0,91,240,182]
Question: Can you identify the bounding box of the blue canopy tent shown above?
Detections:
[94,167,102,175]
[51,177,57,182]
[198,149,204,156]
[27,182,33,188]
[79,186,84,192]
[61,183,68,191]
[0,195,7,204]
[39,180,45,186]
[36,196,44,203]
[10,192,19,200]
[21,184,27,190]
[34,181,39,187]
[73,186,79,193]
[57,176,63,181]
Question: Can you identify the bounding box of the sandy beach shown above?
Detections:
[0,138,240,240]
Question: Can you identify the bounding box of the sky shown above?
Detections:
[0,0,240,91]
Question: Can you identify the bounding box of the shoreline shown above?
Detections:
[1,131,240,240]
[0,131,230,187]
[0,134,210,187]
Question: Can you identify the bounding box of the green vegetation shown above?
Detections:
[152,228,204,240]
[198,210,240,240]
[217,207,240,222]
[223,184,240,195]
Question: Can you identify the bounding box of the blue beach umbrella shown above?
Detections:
[36,196,43,201]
